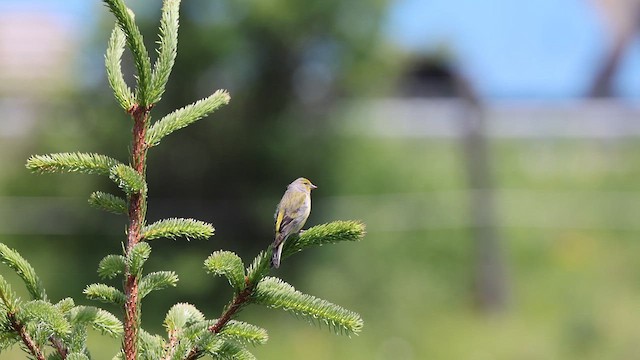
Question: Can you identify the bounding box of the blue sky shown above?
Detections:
[386,0,640,99]
[4,0,640,100]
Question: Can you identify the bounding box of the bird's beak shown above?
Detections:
[310,183,318,190]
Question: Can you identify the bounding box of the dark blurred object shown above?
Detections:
[589,0,640,97]
[398,57,458,97]
[398,54,509,312]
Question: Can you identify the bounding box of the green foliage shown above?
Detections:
[68,306,123,337]
[105,24,135,111]
[98,254,127,280]
[139,329,166,360]
[204,251,245,291]
[142,218,214,241]
[84,283,126,305]
[139,271,179,298]
[219,320,268,346]
[0,243,47,301]
[146,90,231,147]
[89,191,128,215]
[149,0,181,104]
[164,303,205,333]
[67,353,90,360]
[109,163,147,195]
[245,250,271,286]
[283,220,366,259]
[2,0,366,358]
[253,277,363,336]
[55,297,76,314]
[102,0,152,105]
[26,152,120,177]
[213,341,256,360]
[0,275,18,313]
[19,300,71,343]
[127,242,151,276]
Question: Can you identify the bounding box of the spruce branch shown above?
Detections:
[84,284,127,306]
[110,163,147,195]
[98,254,127,280]
[89,191,128,215]
[282,220,365,259]
[209,286,255,335]
[54,297,76,313]
[214,341,256,360]
[204,251,245,291]
[69,306,123,337]
[162,303,205,360]
[139,271,179,298]
[106,24,135,111]
[164,303,205,333]
[67,353,90,360]
[127,242,151,276]
[102,0,153,106]
[139,329,166,360]
[218,320,268,346]
[150,0,181,104]
[0,243,47,301]
[253,277,363,336]
[245,250,272,286]
[50,335,69,359]
[26,152,121,176]
[19,300,72,344]
[8,312,45,360]
[0,275,19,313]
[146,89,231,147]
[142,218,214,241]
[199,251,272,344]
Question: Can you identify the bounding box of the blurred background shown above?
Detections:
[2,0,640,358]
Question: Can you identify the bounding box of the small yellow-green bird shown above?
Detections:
[272,177,317,268]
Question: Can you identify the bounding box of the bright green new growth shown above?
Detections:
[89,192,128,215]
[26,152,121,176]
[98,254,126,279]
[164,303,205,332]
[149,0,180,104]
[109,163,147,195]
[0,243,47,301]
[254,277,363,335]
[0,275,18,313]
[102,0,152,106]
[219,320,269,346]
[68,305,123,337]
[205,251,245,291]
[106,25,134,111]
[84,283,126,305]
[142,218,214,241]
[146,89,231,147]
[127,242,151,276]
[139,271,179,298]
[2,0,365,358]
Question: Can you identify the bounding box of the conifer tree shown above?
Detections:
[0,1,364,359]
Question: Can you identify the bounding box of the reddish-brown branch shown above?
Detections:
[209,286,254,333]
[184,285,256,360]
[50,336,68,358]
[161,329,179,360]
[123,104,151,360]
[9,313,45,360]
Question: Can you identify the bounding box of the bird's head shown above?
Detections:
[291,177,317,192]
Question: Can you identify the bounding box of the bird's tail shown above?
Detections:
[271,233,285,268]
[271,243,284,268]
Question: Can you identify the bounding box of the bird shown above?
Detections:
[271,177,317,268]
